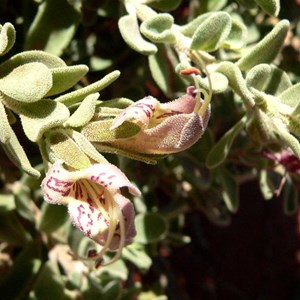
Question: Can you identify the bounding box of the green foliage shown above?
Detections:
[1,0,300,299]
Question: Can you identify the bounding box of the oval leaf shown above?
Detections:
[0,22,16,56]
[237,20,289,71]
[140,13,176,44]
[0,50,66,78]
[191,12,232,52]
[134,212,167,244]
[0,62,52,102]
[4,98,70,142]
[206,116,247,168]
[24,0,80,56]
[55,70,120,106]
[118,15,157,55]
[45,130,91,169]
[254,0,280,16]
[64,93,98,127]
[46,64,89,96]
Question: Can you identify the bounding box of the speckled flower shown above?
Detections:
[107,86,210,154]
[41,160,140,266]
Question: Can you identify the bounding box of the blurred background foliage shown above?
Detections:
[1,0,300,299]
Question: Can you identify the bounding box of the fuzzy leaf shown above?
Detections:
[4,98,70,142]
[0,101,11,143]
[140,13,176,44]
[0,22,15,56]
[82,119,141,142]
[264,65,292,96]
[237,20,289,71]
[278,83,300,107]
[254,0,280,16]
[46,64,89,96]
[0,62,52,103]
[24,0,80,56]
[118,15,157,55]
[246,64,271,90]
[0,50,66,78]
[94,143,163,164]
[222,17,247,50]
[55,70,120,106]
[64,93,98,127]
[247,64,292,97]
[98,97,134,109]
[191,12,232,52]
[236,0,256,8]
[180,13,213,37]
[70,130,108,164]
[147,0,183,11]
[217,62,255,108]
[206,116,247,168]
[196,72,228,94]
[1,126,40,177]
[277,128,300,159]
[45,130,91,169]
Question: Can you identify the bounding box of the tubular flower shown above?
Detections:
[41,160,140,267]
[108,86,210,154]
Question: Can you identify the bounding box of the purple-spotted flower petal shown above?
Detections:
[108,86,210,154]
[41,160,140,265]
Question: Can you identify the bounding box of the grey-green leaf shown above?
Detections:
[45,130,91,169]
[222,17,247,50]
[24,0,80,56]
[46,64,89,96]
[217,62,255,108]
[64,93,98,127]
[147,0,183,11]
[71,130,108,164]
[0,22,16,56]
[237,20,289,71]
[0,100,12,143]
[246,64,271,90]
[4,98,70,142]
[140,13,176,44]
[180,13,213,37]
[55,70,120,106]
[81,119,141,142]
[278,83,300,107]
[0,62,52,103]
[118,15,157,55]
[1,126,40,177]
[0,50,66,78]
[254,0,280,16]
[206,116,247,168]
[191,12,232,52]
